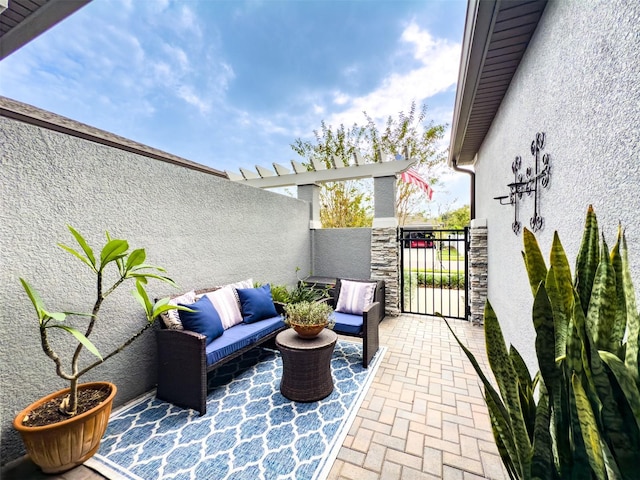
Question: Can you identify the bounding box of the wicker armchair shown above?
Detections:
[328,278,385,367]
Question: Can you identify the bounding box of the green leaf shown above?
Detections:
[530,383,555,480]
[99,239,129,270]
[510,346,533,393]
[106,231,126,274]
[50,325,103,361]
[533,282,561,402]
[584,331,638,474]
[484,387,521,479]
[66,225,96,268]
[131,281,153,319]
[552,370,573,480]
[545,268,568,362]
[20,278,47,321]
[621,231,640,383]
[600,350,640,434]
[510,346,536,439]
[548,233,573,358]
[610,228,627,359]
[125,248,146,272]
[567,296,588,379]
[128,272,177,288]
[484,302,532,475]
[443,314,508,418]
[152,302,194,319]
[567,369,593,479]
[586,235,617,353]
[129,263,168,273]
[572,373,607,480]
[43,310,67,322]
[522,228,547,297]
[575,205,599,317]
[58,243,98,272]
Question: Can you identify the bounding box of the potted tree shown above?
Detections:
[13,226,188,473]
[284,300,335,338]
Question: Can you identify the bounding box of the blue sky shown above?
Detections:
[0,0,470,212]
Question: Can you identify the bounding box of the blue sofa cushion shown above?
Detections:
[205,315,285,365]
[237,284,278,324]
[178,295,224,345]
[332,311,363,336]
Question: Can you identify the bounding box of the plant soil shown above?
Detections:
[20,387,111,427]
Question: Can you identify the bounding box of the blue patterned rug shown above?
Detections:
[86,341,385,480]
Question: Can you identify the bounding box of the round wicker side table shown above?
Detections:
[276,328,338,402]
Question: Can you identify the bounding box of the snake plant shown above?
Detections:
[446,205,640,479]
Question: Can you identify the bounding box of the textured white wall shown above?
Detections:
[0,116,312,464]
[312,228,372,280]
[475,0,640,372]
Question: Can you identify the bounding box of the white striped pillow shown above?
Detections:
[203,286,243,330]
[335,280,376,315]
[161,290,197,329]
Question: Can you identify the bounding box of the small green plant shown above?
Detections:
[283,301,335,328]
[287,281,332,303]
[20,226,187,417]
[269,284,292,304]
[446,205,640,479]
[264,269,332,305]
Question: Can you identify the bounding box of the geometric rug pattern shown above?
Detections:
[86,340,386,480]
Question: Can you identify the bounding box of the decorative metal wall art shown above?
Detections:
[494,132,551,235]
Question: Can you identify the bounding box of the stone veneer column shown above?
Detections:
[469,219,488,326]
[372,175,399,316]
[371,227,400,316]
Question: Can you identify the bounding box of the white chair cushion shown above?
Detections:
[335,280,376,315]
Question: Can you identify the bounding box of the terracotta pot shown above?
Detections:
[13,381,116,474]
[292,323,327,338]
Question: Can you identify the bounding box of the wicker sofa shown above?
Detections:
[155,286,286,416]
[328,278,386,367]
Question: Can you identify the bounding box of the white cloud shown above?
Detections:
[333,92,350,105]
[177,5,202,38]
[177,85,211,114]
[326,21,460,129]
[162,43,190,72]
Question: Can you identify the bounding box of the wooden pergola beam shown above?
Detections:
[226,159,415,188]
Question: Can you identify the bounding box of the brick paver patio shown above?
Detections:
[329,314,506,480]
[3,314,506,480]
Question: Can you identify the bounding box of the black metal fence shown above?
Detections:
[399,228,469,320]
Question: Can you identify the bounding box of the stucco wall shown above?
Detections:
[0,115,311,464]
[474,0,640,371]
[311,228,372,280]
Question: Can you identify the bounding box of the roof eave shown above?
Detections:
[448,0,500,168]
[0,0,91,61]
[448,0,548,168]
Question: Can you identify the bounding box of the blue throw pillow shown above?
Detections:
[178,295,224,344]
[237,284,278,324]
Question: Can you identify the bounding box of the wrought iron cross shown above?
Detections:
[494,132,551,235]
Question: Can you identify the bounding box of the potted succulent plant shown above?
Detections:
[284,300,335,338]
[13,226,188,473]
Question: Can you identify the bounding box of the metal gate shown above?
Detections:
[399,227,470,320]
